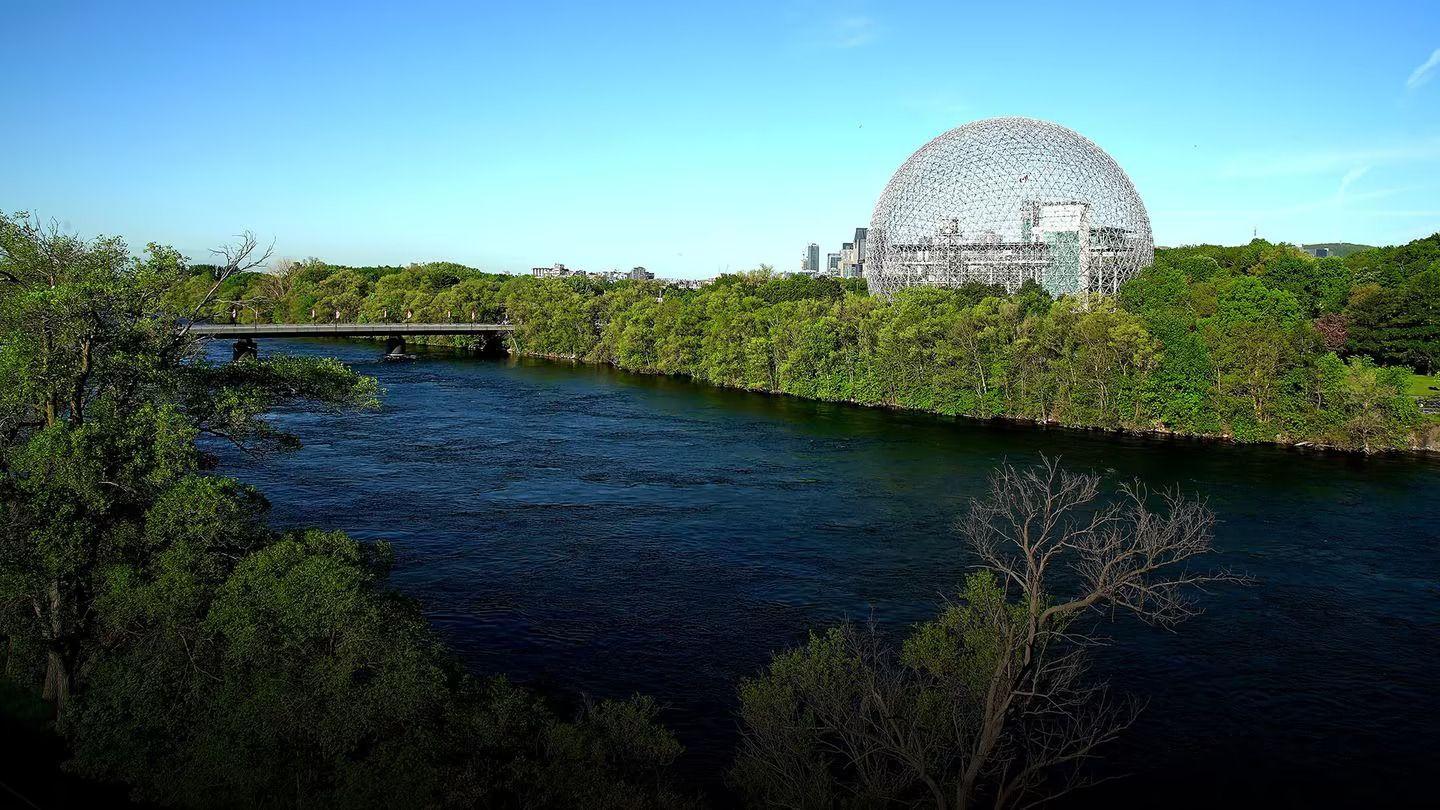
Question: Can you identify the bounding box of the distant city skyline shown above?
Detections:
[2,0,1438,278]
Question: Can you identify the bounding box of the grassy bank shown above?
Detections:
[1407,373,1440,397]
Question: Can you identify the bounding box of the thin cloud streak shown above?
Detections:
[1406,48,1440,90]
[1336,165,1370,203]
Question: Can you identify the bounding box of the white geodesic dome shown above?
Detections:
[865,117,1152,297]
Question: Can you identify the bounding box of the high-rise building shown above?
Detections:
[806,243,820,275]
[826,252,841,274]
[532,263,570,278]
[627,266,655,281]
[840,227,869,278]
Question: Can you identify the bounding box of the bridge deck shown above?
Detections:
[189,322,515,338]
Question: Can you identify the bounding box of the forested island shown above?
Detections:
[174,234,1440,454]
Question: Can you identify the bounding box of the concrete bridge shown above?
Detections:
[188,322,516,360]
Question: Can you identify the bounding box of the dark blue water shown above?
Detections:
[210,339,1440,807]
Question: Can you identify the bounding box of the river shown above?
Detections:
[208,339,1440,807]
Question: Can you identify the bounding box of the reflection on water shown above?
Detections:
[209,339,1440,807]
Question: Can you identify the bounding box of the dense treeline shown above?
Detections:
[180,235,1440,453]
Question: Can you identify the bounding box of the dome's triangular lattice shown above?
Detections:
[866,117,1152,297]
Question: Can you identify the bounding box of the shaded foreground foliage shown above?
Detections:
[176,235,1440,452]
[0,214,691,808]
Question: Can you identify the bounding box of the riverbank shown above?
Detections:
[562,355,1440,456]
[397,337,1440,456]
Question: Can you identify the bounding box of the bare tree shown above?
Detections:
[255,256,303,311]
[173,231,272,340]
[732,456,1239,810]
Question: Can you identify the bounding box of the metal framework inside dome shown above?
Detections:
[865,117,1153,298]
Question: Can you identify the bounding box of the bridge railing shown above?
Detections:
[188,322,515,337]
[209,306,512,326]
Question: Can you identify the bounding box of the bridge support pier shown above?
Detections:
[232,338,258,362]
[476,332,509,357]
[383,335,407,357]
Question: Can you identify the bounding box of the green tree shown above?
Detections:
[0,214,377,715]
[312,269,373,321]
[1346,268,1440,374]
[1067,296,1159,425]
[1198,277,1308,435]
[1323,357,1423,452]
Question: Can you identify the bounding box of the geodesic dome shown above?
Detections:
[865,117,1152,297]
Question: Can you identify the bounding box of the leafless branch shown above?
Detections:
[173,231,273,346]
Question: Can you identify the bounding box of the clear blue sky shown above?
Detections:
[3,0,1438,277]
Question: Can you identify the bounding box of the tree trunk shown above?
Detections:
[42,647,71,714]
[39,580,73,717]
